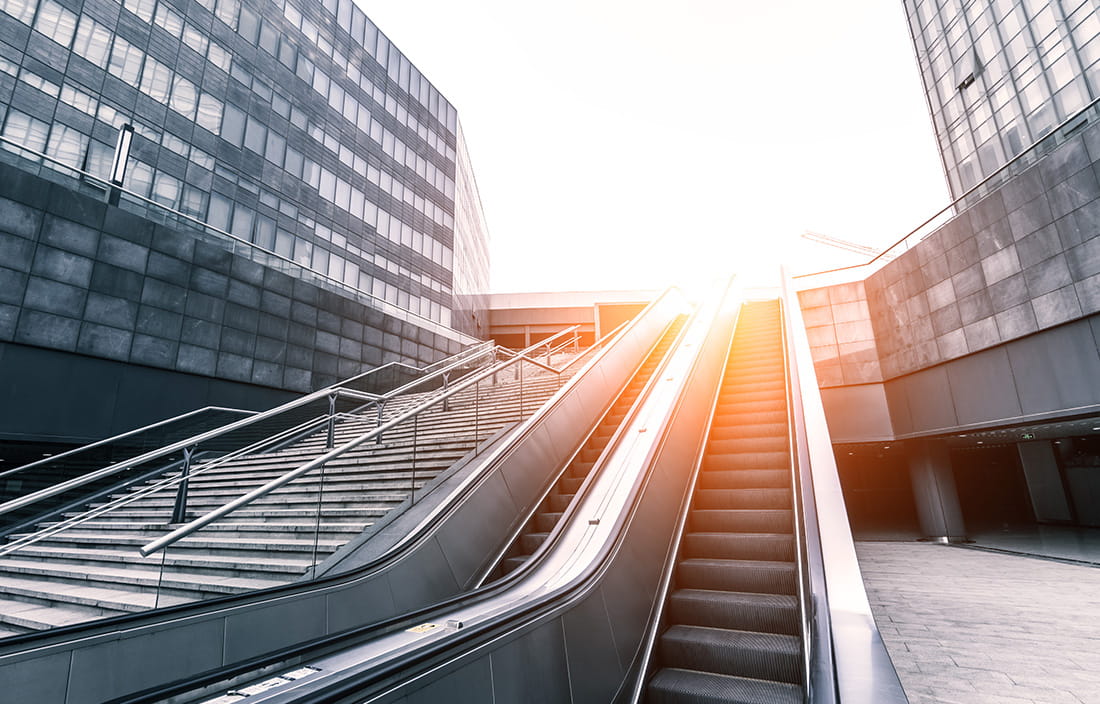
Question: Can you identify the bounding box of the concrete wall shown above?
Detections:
[864,124,1100,380]
[0,164,463,443]
[800,116,1100,442]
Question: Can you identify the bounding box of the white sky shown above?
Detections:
[361,0,952,292]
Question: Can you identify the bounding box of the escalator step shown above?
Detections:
[646,668,802,704]
[708,424,788,440]
[682,532,795,561]
[697,469,789,489]
[689,508,792,533]
[706,437,787,455]
[668,589,799,635]
[658,625,801,683]
[693,488,791,510]
[519,532,547,553]
[677,558,796,594]
[700,453,787,472]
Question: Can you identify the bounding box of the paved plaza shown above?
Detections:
[856,541,1100,704]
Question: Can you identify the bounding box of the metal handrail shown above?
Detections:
[0,342,494,519]
[779,294,836,704]
[780,269,909,703]
[0,406,251,482]
[0,133,478,345]
[0,412,337,559]
[794,92,1100,285]
[138,341,580,557]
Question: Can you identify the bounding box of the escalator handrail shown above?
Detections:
[780,270,910,704]
[623,277,740,704]
[780,294,838,704]
[0,341,497,519]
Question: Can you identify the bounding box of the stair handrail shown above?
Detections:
[138,331,585,557]
[0,407,252,483]
[0,412,338,558]
[780,270,909,703]
[0,341,496,519]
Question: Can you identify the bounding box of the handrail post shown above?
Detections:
[442,372,451,412]
[170,446,196,524]
[573,330,579,353]
[326,393,338,449]
[518,361,525,420]
[473,377,480,453]
[410,414,418,504]
[376,400,386,444]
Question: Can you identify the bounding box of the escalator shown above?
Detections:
[646,299,803,703]
[167,290,906,704]
[490,315,686,580]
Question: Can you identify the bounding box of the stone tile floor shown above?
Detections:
[856,541,1100,704]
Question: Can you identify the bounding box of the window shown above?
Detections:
[243,115,266,153]
[258,21,277,55]
[208,42,231,72]
[154,4,183,37]
[151,172,181,208]
[264,130,284,165]
[1,110,49,161]
[196,94,223,133]
[19,69,60,98]
[253,214,275,249]
[230,204,253,240]
[293,237,312,267]
[237,6,259,43]
[109,37,145,85]
[220,103,246,146]
[277,38,296,70]
[45,123,88,169]
[182,24,208,55]
[73,16,111,68]
[123,0,155,23]
[140,57,173,103]
[0,0,34,24]
[125,160,155,198]
[274,228,294,257]
[61,84,98,115]
[214,0,239,29]
[179,185,207,219]
[33,0,77,46]
[170,75,198,118]
[207,191,233,230]
[284,146,302,177]
[84,139,113,180]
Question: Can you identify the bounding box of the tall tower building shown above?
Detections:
[0,0,491,446]
[903,0,1100,197]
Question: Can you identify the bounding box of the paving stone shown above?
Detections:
[856,542,1100,704]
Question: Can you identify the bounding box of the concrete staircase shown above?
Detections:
[0,367,570,637]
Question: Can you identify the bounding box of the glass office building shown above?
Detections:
[0,0,489,337]
[904,0,1100,197]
